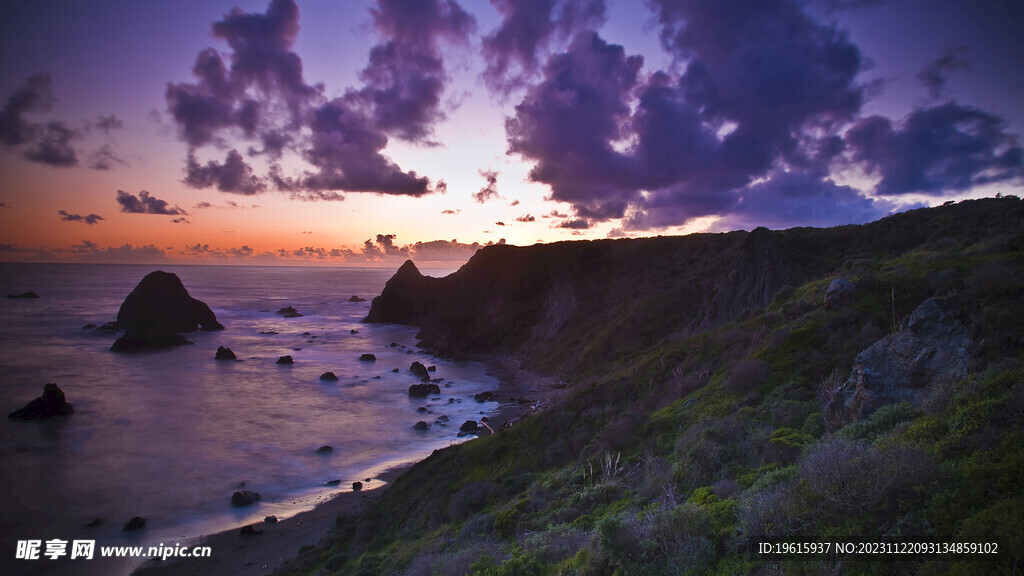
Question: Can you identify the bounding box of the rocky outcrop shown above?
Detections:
[347,295,367,302]
[110,271,223,351]
[215,346,237,360]
[359,353,377,361]
[277,306,303,318]
[9,383,74,420]
[410,361,429,379]
[409,383,441,397]
[320,372,339,381]
[824,298,972,428]
[824,278,856,310]
[276,355,294,365]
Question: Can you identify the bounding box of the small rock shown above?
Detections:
[436,415,449,422]
[276,306,303,318]
[412,421,429,430]
[459,420,479,433]
[350,329,358,334]
[416,406,428,413]
[8,383,74,420]
[347,295,367,302]
[352,481,363,491]
[240,524,263,536]
[82,323,97,330]
[390,342,399,347]
[302,331,311,336]
[474,391,497,403]
[408,383,441,397]
[85,517,103,528]
[316,445,334,454]
[359,353,377,361]
[259,330,278,335]
[276,355,294,365]
[215,346,237,361]
[392,368,400,373]
[7,291,40,299]
[231,490,261,507]
[320,372,339,381]
[264,515,279,524]
[410,362,429,379]
[325,479,342,486]
[427,365,436,372]
[122,516,146,531]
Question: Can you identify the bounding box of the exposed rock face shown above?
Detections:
[9,383,74,420]
[824,278,857,310]
[111,271,223,351]
[824,298,972,428]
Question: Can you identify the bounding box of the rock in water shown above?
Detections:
[231,490,261,507]
[276,355,294,365]
[215,346,237,360]
[347,295,367,302]
[410,361,429,379]
[276,306,303,318]
[359,353,377,361]
[6,291,40,299]
[9,384,74,420]
[408,383,441,397]
[320,372,339,381]
[110,271,223,351]
[122,516,146,531]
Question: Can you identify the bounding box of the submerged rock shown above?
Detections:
[111,271,223,351]
[9,383,74,420]
[320,372,339,381]
[231,490,261,507]
[316,445,334,453]
[347,295,367,302]
[215,346,237,361]
[408,383,441,397]
[122,516,146,531]
[325,479,342,486]
[276,355,294,365]
[7,291,40,299]
[359,353,377,361]
[276,306,303,318]
[412,420,429,430]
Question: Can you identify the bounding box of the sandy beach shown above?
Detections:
[131,354,564,576]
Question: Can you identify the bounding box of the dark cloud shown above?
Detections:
[474,169,501,203]
[0,73,54,146]
[59,210,104,225]
[558,218,590,229]
[23,121,79,167]
[116,190,188,215]
[94,114,124,135]
[506,32,642,221]
[166,0,460,199]
[185,149,266,194]
[171,217,190,224]
[918,46,971,99]
[441,208,461,214]
[358,0,475,142]
[195,201,214,209]
[495,221,507,226]
[845,102,1024,195]
[515,213,535,222]
[88,144,126,170]
[409,238,485,261]
[482,0,606,94]
[69,240,167,262]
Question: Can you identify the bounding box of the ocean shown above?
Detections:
[0,263,499,575]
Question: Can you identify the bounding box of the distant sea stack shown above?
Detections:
[110,271,224,351]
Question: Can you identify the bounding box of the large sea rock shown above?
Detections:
[110,271,223,351]
[9,383,74,420]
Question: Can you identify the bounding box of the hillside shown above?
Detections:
[283,197,1023,576]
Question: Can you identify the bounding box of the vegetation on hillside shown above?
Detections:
[281,197,1023,576]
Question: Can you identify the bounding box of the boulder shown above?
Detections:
[276,306,303,318]
[264,515,279,524]
[408,383,441,397]
[823,298,972,429]
[7,291,40,299]
[240,524,263,535]
[347,295,367,302]
[122,516,146,531]
[325,479,342,486]
[359,353,377,361]
[352,481,363,491]
[215,346,237,361]
[110,271,223,351]
[459,420,479,433]
[474,391,497,403]
[9,384,74,420]
[276,355,294,365]
[412,420,429,430]
[320,372,339,381]
[231,490,261,507]
[823,278,857,310]
[316,445,334,453]
[410,361,429,379]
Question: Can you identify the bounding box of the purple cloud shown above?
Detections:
[474,169,500,203]
[88,144,126,170]
[93,114,124,135]
[0,73,54,146]
[116,190,188,215]
[515,213,536,222]
[918,46,972,100]
[185,149,266,195]
[23,121,79,167]
[59,210,104,225]
[845,102,1023,195]
[482,0,606,94]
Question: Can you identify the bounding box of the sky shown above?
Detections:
[0,0,1022,266]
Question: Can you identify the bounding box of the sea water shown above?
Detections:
[0,263,498,575]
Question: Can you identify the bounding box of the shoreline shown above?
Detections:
[130,353,564,576]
